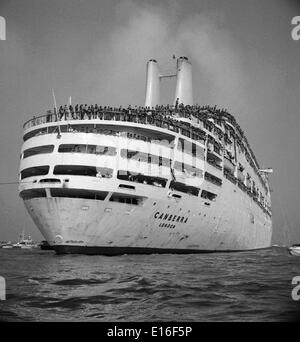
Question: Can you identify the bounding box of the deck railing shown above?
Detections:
[23,110,208,142]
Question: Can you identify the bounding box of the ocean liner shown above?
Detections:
[18,57,272,255]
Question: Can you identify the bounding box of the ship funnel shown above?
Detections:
[174,57,193,106]
[144,59,160,108]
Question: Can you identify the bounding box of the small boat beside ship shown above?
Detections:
[0,241,13,249]
[12,234,36,249]
[0,232,38,249]
[289,245,300,256]
[1,236,55,251]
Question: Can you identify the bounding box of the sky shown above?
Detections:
[0,0,299,244]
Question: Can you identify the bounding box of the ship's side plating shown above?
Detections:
[18,57,272,254]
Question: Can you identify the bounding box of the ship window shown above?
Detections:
[23,145,54,159]
[174,161,203,178]
[21,166,49,179]
[50,188,108,200]
[109,192,147,205]
[118,184,136,190]
[213,143,221,155]
[121,149,147,161]
[23,128,48,141]
[206,152,222,170]
[177,138,205,159]
[53,165,113,178]
[204,172,222,186]
[54,165,97,177]
[58,144,116,156]
[149,154,159,165]
[121,149,171,166]
[161,157,171,167]
[117,170,167,188]
[58,144,85,153]
[39,178,61,183]
[19,188,46,200]
[169,181,200,196]
[201,190,217,201]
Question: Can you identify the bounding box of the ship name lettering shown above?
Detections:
[154,211,188,224]
[154,211,160,218]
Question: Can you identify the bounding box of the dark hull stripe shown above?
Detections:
[53,245,270,256]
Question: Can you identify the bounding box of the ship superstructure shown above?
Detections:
[18,57,272,254]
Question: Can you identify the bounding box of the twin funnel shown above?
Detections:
[144,56,193,108]
[144,59,161,108]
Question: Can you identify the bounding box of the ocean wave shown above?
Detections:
[0,247,299,321]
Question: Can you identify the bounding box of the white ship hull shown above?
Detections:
[23,176,272,255]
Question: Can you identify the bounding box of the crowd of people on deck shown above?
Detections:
[42,102,254,161]
[27,101,266,193]
[38,102,256,170]
[44,102,235,130]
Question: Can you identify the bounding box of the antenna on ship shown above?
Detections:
[52,88,61,138]
[52,88,57,112]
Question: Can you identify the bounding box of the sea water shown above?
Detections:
[0,247,299,321]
